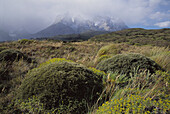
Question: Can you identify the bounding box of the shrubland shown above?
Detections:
[0,28,169,113]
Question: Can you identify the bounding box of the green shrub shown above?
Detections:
[0,49,25,62]
[0,49,32,63]
[16,60,103,113]
[95,55,111,65]
[89,67,107,84]
[96,53,163,76]
[14,96,44,114]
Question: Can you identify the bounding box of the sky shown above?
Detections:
[0,0,170,33]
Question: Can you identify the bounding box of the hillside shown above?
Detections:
[0,37,169,113]
[35,30,108,41]
[89,28,170,47]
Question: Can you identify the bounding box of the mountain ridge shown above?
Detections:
[32,14,128,38]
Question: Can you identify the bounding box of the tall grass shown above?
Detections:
[91,69,170,114]
[137,46,170,71]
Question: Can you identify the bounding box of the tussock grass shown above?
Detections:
[124,46,170,71]
[96,44,120,57]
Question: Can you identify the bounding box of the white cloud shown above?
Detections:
[149,0,161,8]
[154,21,170,27]
[150,12,170,20]
[0,0,169,32]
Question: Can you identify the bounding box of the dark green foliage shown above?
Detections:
[17,61,103,113]
[0,62,9,81]
[89,28,170,47]
[0,49,32,63]
[0,62,10,94]
[0,49,25,62]
[96,53,163,76]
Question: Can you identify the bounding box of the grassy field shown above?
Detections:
[0,29,170,113]
[89,28,170,47]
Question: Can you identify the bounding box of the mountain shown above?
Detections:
[33,22,75,38]
[32,14,128,38]
[0,30,12,41]
[0,28,31,41]
[9,28,31,40]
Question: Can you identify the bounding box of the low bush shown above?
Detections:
[16,60,103,113]
[0,49,32,63]
[96,53,163,76]
[0,49,26,62]
[95,55,111,65]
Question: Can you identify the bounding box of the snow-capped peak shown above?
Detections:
[53,14,128,33]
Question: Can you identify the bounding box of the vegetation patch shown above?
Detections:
[0,36,169,113]
[96,95,170,114]
[96,44,120,57]
[0,49,33,63]
[0,49,25,62]
[96,53,163,76]
[16,60,103,113]
[95,55,111,65]
[38,58,74,67]
[18,39,34,45]
[0,47,7,52]
[94,69,170,114]
[89,28,170,47]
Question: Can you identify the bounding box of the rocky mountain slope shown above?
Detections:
[32,14,128,38]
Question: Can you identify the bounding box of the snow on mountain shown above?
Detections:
[32,14,128,38]
[55,14,128,31]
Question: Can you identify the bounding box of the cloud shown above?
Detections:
[149,0,161,8]
[154,21,170,27]
[0,0,169,33]
[150,12,170,20]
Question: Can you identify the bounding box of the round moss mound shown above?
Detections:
[0,49,25,62]
[96,53,163,76]
[0,49,30,62]
[95,55,111,65]
[38,58,74,68]
[17,61,103,113]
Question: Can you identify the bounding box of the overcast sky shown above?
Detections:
[0,0,170,33]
